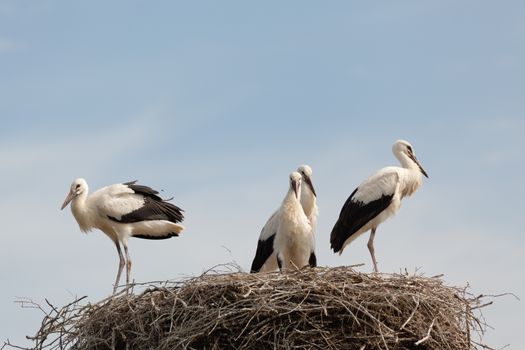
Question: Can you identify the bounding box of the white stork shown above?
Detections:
[250,165,318,273]
[61,178,185,293]
[274,172,315,271]
[330,140,428,272]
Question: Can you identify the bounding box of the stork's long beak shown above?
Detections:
[292,180,300,199]
[409,153,429,178]
[61,191,75,210]
[304,175,317,197]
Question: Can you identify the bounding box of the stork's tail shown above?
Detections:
[170,223,184,234]
[131,222,185,240]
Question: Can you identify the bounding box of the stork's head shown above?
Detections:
[289,171,302,199]
[392,140,428,178]
[297,164,316,197]
[61,178,88,210]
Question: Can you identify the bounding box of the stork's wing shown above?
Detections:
[351,167,399,203]
[95,182,184,224]
[250,234,276,273]
[259,210,279,241]
[250,210,279,273]
[330,169,398,253]
[123,181,163,201]
[116,197,184,224]
[308,252,317,267]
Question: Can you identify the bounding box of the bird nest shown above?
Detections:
[16,265,494,350]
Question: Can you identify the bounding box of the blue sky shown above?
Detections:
[1,1,524,348]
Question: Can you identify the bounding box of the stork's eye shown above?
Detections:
[407,146,413,153]
[76,184,81,189]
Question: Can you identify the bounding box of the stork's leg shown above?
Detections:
[124,244,132,287]
[367,228,379,273]
[113,242,125,294]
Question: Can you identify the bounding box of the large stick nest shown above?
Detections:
[19,265,493,350]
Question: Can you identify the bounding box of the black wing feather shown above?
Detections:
[123,181,163,201]
[108,181,184,224]
[116,197,184,223]
[250,233,276,273]
[308,252,317,268]
[133,232,180,240]
[330,187,393,253]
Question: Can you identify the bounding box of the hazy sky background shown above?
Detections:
[1,1,524,348]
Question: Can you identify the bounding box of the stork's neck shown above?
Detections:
[395,151,419,171]
[283,184,301,207]
[70,192,93,232]
[300,187,316,218]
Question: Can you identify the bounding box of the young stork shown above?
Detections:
[274,172,316,271]
[61,178,185,293]
[330,140,428,272]
[250,165,317,273]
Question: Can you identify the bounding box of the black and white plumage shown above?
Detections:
[274,172,315,271]
[61,178,185,293]
[330,140,428,272]
[250,166,318,273]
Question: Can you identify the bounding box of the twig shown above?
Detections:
[415,318,436,346]
[400,295,420,330]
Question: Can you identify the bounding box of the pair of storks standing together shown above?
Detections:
[61,140,428,293]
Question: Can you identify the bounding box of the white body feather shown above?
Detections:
[300,181,319,233]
